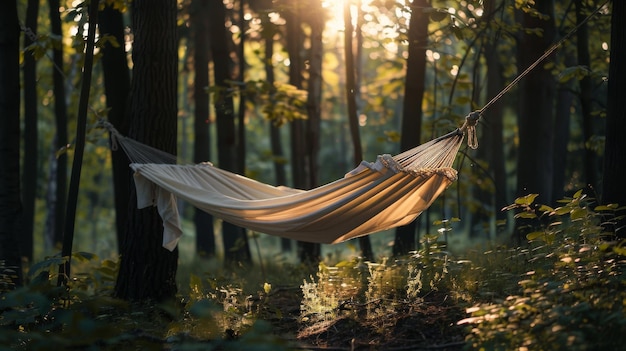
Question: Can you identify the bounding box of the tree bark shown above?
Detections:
[99,2,131,250]
[190,0,216,257]
[0,0,23,288]
[21,0,39,263]
[552,54,575,201]
[575,0,599,196]
[601,0,626,238]
[295,0,324,264]
[514,0,556,241]
[261,12,291,251]
[114,0,179,301]
[48,0,68,249]
[344,0,373,260]
[284,0,308,192]
[393,0,429,256]
[58,0,99,286]
[209,0,252,266]
[470,0,508,238]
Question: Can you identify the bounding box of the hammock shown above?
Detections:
[104,113,478,251]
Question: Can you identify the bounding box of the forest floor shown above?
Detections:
[262,287,468,350]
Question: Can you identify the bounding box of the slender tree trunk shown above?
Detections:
[57,0,98,287]
[344,0,373,260]
[552,55,575,201]
[295,0,324,263]
[237,0,247,175]
[262,16,291,251]
[514,0,556,241]
[209,0,252,266]
[285,0,307,191]
[48,0,68,249]
[602,0,626,238]
[21,0,39,263]
[393,0,429,256]
[191,0,216,257]
[99,3,131,250]
[471,0,508,238]
[0,0,23,288]
[575,0,598,195]
[114,0,179,301]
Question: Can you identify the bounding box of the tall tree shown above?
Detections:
[21,0,40,263]
[99,1,131,249]
[470,0,508,238]
[236,0,247,174]
[253,0,291,251]
[293,0,325,264]
[114,0,179,301]
[58,0,99,287]
[393,0,430,256]
[209,0,252,265]
[575,0,598,195]
[552,52,576,201]
[514,0,556,240]
[0,0,23,288]
[602,0,626,238]
[191,0,216,257]
[283,0,307,196]
[47,0,68,249]
[344,0,373,260]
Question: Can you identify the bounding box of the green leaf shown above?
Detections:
[570,208,587,221]
[553,207,570,216]
[515,211,537,219]
[526,231,544,241]
[73,251,98,262]
[538,204,554,213]
[515,194,538,206]
[595,204,618,211]
[28,256,68,279]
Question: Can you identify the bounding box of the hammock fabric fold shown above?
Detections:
[106,118,474,251]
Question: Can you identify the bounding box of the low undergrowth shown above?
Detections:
[1,190,625,350]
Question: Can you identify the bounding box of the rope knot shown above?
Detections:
[460,111,480,149]
[96,119,121,151]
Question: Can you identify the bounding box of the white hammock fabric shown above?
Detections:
[106,118,475,251]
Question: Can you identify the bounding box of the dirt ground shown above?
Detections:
[263,288,468,351]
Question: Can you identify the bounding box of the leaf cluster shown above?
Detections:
[461,191,626,350]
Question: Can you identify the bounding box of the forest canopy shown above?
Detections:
[1,0,625,349]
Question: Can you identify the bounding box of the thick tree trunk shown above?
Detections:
[209,0,252,266]
[393,0,429,256]
[514,0,556,240]
[283,0,319,262]
[21,0,39,263]
[0,0,23,288]
[48,0,68,249]
[99,3,131,250]
[191,0,216,257]
[114,0,179,301]
[601,0,626,238]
